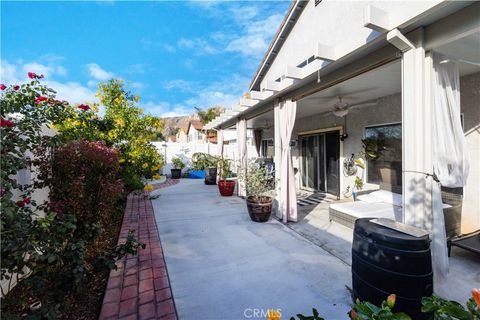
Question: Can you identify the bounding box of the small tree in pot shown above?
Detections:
[192,152,218,184]
[218,158,235,196]
[238,160,275,222]
[170,157,185,179]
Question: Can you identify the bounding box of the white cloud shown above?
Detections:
[140,73,249,118]
[2,59,97,105]
[226,13,283,57]
[86,63,115,81]
[163,79,197,92]
[142,101,193,118]
[177,37,217,55]
[21,62,67,78]
[186,2,286,59]
[126,63,147,74]
[164,44,176,53]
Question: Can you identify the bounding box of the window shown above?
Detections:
[261,139,274,158]
[364,123,402,187]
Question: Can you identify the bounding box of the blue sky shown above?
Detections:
[1,1,290,117]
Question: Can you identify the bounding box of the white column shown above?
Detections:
[274,100,282,219]
[237,119,247,197]
[401,28,433,230]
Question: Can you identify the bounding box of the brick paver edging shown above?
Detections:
[99,178,180,320]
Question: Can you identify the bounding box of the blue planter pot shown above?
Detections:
[188,170,206,179]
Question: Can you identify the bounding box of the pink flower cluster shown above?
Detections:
[28,72,44,79]
[35,96,48,104]
[16,197,31,208]
[1,84,20,91]
[1,119,14,128]
[78,104,90,111]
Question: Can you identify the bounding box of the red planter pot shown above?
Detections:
[218,180,235,196]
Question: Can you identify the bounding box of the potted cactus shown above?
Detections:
[170,157,185,179]
[238,160,275,222]
[218,157,235,196]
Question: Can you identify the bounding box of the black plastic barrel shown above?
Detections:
[352,218,433,320]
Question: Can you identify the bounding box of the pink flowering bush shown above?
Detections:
[1,76,143,317]
[45,140,124,226]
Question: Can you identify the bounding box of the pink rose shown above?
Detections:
[0,119,14,128]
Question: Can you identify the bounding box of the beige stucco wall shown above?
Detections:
[460,72,480,232]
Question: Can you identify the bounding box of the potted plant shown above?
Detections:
[191,152,218,184]
[217,157,235,196]
[353,176,364,201]
[170,157,185,179]
[238,160,275,222]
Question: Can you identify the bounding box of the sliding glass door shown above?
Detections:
[300,135,318,190]
[300,131,340,196]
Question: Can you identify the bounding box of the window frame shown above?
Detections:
[363,121,402,186]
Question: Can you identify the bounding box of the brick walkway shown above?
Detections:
[99,178,180,320]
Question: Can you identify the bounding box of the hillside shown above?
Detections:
[162,114,198,138]
[161,106,224,138]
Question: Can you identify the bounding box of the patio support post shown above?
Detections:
[274,99,298,222]
[401,28,434,230]
[274,100,282,219]
[217,129,224,183]
[237,118,247,198]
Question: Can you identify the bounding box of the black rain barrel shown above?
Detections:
[352,218,433,320]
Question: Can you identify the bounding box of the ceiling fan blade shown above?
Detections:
[350,102,377,109]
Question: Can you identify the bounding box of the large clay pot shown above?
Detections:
[218,180,235,196]
[246,196,272,222]
[204,167,217,185]
[170,169,181,179]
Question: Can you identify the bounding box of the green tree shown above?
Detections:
[195,106,221,124]
[56,79,164,189]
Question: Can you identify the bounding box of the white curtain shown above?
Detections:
[237,119,247,197]
[217,129,224,183]
[431,52,469,283]
[279,100,297,222]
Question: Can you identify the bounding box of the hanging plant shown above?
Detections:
[361,138,386,161]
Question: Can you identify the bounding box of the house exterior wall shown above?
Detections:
[460,72,480,232]
[292,93,402,197]
[176,130,188,143]
[259,0,441,91]
[186,123,205,144]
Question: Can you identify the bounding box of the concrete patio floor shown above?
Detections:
[151,179,352,320]
[292,200,480,303]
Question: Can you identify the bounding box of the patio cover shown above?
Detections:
[237,119,247,197]
[431,52,469,283]
[279,100,297,222]
[217,129,224,183]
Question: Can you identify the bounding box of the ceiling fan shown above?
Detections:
[323,96,377,117]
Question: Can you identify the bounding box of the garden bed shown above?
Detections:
[1,195,127,320]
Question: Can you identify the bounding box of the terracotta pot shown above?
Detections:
[170,168,181,179]
[246,196,272,222]
[218,180,235,196]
